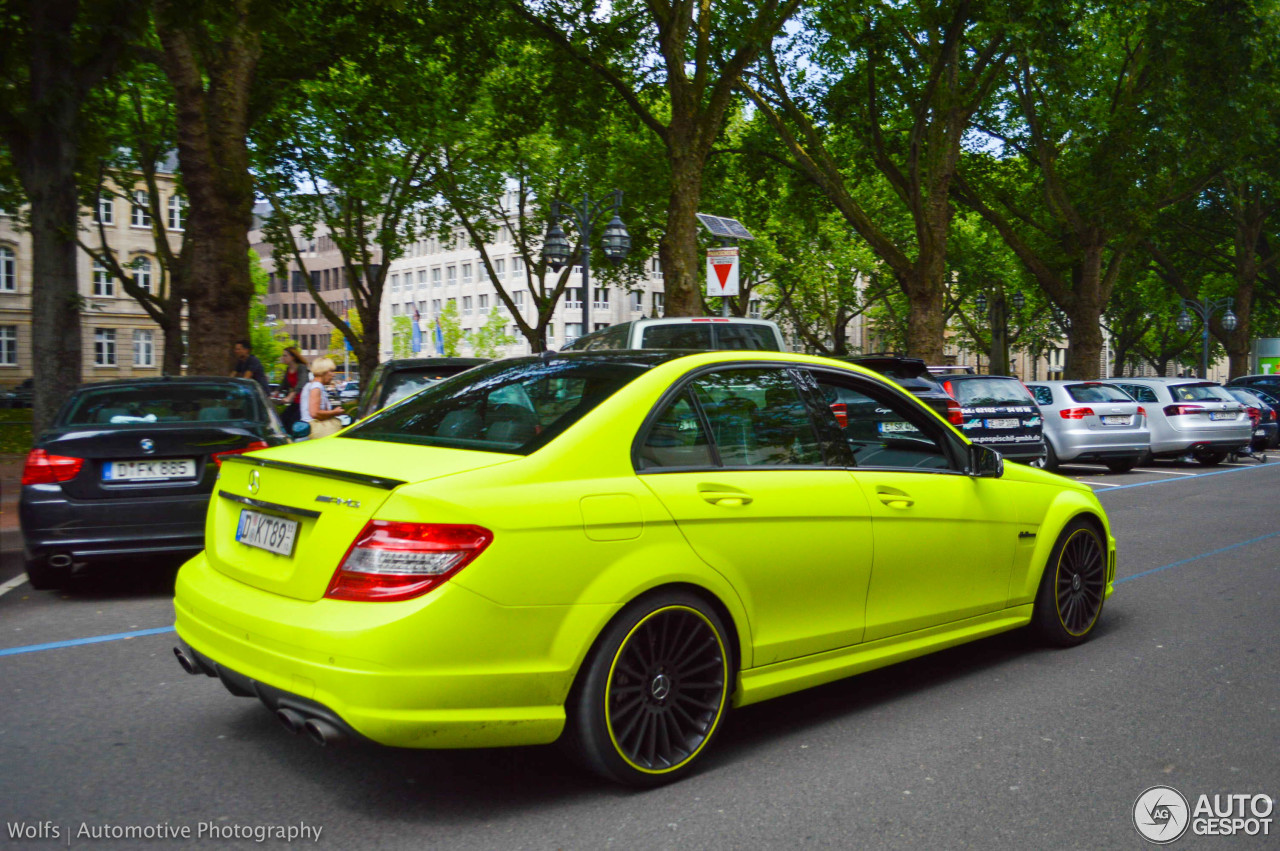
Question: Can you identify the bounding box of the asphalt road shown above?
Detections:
[0,460,1277,850]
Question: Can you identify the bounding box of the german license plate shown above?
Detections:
[102,459,196,481]
[235,509,299,557]
[1210,411,1234,421]
[879,420,915,433]
[1101,415,1130,425]
[987,418,1019,429]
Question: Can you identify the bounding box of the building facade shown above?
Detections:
[0,174,184,390]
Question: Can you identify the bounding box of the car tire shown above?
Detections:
[24,557,64,591]
[563,590,734,787]
[1104,458,1136,473]
[1195,450,1226,466]
[1042,441,1060,471]
[1031,519,1107,648]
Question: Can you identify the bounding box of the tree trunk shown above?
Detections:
[156,0,259,376]
[1223,194,1263,379]
[23,131,83,433]
[660,133,706,317]
[160,292,184,375]
[901,269,947,363]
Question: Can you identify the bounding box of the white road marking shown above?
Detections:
[1132,468,1199,476]
[1077,481,1120,488]
[0,573,30,598]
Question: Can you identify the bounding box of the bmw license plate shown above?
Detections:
[102,459,196,481]
[235,509,299,557]
[879,420,915,433]
[1210,412,1234,421]
[1101,415,1130,425]
[986,418,1019,429]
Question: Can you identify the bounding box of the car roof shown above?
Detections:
[1026,379,1125,386]
[70,376,262,391]
[379,357,489,372]
[941,373,1020,381]
[1115,377,1216,384]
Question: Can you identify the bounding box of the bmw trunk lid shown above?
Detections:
[207,438,515,600]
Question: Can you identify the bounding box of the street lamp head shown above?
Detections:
[974,292,988,314]
[1176,310,1193,333]
[602,215,631,267]
[1011,291,1025,310]
[1222,310,1238,332]
[542,221,571,272]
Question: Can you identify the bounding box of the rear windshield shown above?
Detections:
[382,369,477,408]
[857,360,943,391]
[641,324,715,349]
[345,357,648,454]
[60,383,260,426]
[1066,383,1133,403]
[947,378,1033,406]
[1169,383,1234,403]
[714,323,781,351]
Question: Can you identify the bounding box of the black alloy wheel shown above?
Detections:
[565,591,732,787]
[1032,520,1107,647]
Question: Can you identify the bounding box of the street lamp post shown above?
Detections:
[1177,297,1237,379]
[973,283,1025,375]
[541,190,631,345]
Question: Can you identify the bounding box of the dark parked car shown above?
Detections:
[1,377,33,408]
[839,355,964,425]
[1226,374,1280,398]
[1224,386,1278,451]
[940,374,1047,466]
[357,358,488,419]
[19,377,288,589]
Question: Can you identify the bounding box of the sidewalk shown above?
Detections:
[1,455,23,555]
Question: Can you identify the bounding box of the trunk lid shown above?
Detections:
[206,436,516,601]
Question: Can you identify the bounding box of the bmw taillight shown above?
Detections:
[21,448,84,485]
[830,402,848,428]
[1059,407,1095,419]
[1163,404,1203,417]
[946,398,965,425]
[325,521,493,602]
[211,441,270,466]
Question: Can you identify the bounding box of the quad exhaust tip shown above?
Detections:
[275,708,306,735]
[173,646,200,676]
[302,718,345,748]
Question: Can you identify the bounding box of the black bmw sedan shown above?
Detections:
[19,377,288,589]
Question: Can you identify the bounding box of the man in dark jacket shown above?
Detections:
[231,340,269,392]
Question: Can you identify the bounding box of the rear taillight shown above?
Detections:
[21,448,84,485]
[211,441,270,466]
[325,521,493,602]
[830,402,848,428]
[1246,407,1261,425]
[943,380,954,398]
[1163,404,1203,417]
[946,398,964,425]
[1059,407,1095,419]
[1136,406,1146,417]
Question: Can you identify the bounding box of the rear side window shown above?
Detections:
[714,323,780,351]
[947,378,1033,406]
[1066,383,1132,403]
[641,324,715,349]
[346,358,647,454]
[61,383,260,426]
[637,391,714,470]
[1169,383,1233,402]
[1115,383,1159,403]
[692,368,822,466]
[1028,385,1054,406]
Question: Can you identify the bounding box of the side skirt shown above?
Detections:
[734,605,1034,707]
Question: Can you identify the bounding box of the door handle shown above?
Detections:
[876,486,914,509]
[700,492,753,506]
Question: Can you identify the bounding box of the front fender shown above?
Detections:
[1009,485,1115,606]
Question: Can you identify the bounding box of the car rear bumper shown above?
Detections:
[19,487,208,563]
[1150,424,1252,455]
[174,551,615,749]
[1050,427,1150,462]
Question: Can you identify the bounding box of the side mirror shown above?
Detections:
[969,443,1004,478]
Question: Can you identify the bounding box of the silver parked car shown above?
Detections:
[1026,381,1150,472]
[1110,378,1251,465]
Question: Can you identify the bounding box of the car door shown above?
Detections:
[637,366,875,666]
[807,369,1018,641]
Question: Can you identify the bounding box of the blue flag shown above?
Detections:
[434,318,445,355]
[411,310,423,354]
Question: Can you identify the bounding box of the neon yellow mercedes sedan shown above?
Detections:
[173,351,1115,786]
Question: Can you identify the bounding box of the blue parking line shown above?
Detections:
[1114,529,1280,586]
[1092,461,1272,492]
[0,625,175,657]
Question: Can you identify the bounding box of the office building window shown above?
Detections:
[631,291,643,311]
[462,296,473,315]
[1,246,16,292]
[447,266,457,285]
[513,290,525,307]
[462,263,473,284]
[93,260,114,296]
[432,267,441,286]
[133,330,154,366]
[94,328,116,366]
[0,326,15,365]
[495,258,505,279]
[748,299,762,319]
[131,190,151,227]
[654,292,665,314]
[431,299,442,314]
[565,323,582,341]
[167,195,185,230]
[417,270,427,287]
[478,294,489,313]
[95,196,114,224]
[133,256,152,293]
[594,288,609,308]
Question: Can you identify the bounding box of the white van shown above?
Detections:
[562,317,788,352]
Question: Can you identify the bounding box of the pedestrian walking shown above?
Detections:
[231,340,270,392]
[278,346,307,429]
[299,357,345,439]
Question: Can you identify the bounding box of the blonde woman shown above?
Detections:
[299,357,344,439]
